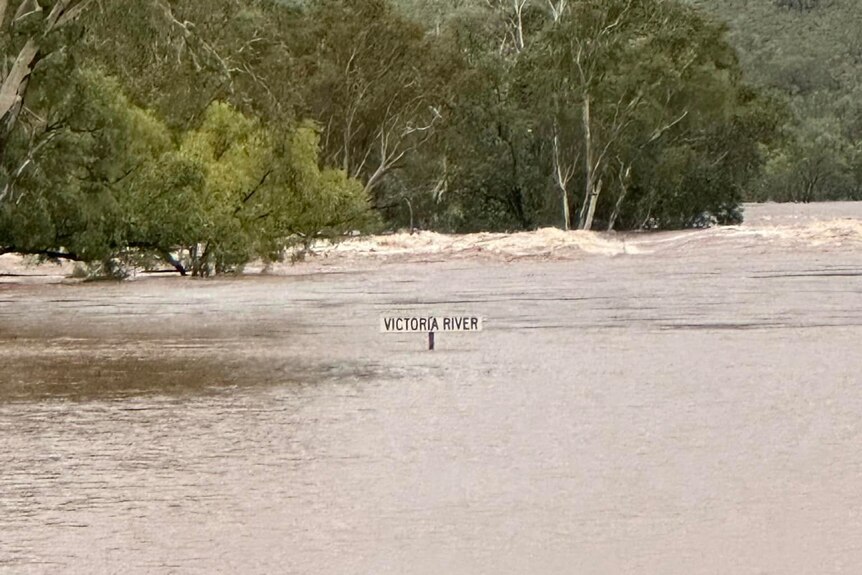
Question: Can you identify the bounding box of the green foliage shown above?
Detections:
[1,67,374,275]
[78,0,301,130]
[267,122,376,246]
[176,102,273,273]
[392,0,780,231]
[3,0,834,274]
[688,0,862,201]
[434,53,549,231]
[291,0,452,204]
[1,68,170,261]
[124,105,375,275]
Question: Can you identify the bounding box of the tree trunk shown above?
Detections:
[509,185,529,229]
[160,250,187,276]
[560,183,570,231]
[513,0,526,52]
[504,134,529,229]
[608,163,631,231]
[578,94,599,230]
[549,0,567,22]
[577,93,607,231]
[0,39,40,150]
[552,130,570,231]
[582,178,601,231]
[0,0,91,159]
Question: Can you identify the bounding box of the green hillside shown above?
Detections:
[689,0,862,200]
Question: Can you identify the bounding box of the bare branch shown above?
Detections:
[548,0,567,22]
[598,0,633,40]
[157,0,238,84]
[0,38,39,130]
[52,0,92,30]
[648,110,688,144]
[13,0,43,23]
[44,0,92,32]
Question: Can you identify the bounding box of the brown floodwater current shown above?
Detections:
[2,204,862,573]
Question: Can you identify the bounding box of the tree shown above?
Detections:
[1,70,376,275]
[689,0,862,202]
[262,121,376,249]
[78,0,301,130]
[0,68,171,264]
[126,104,376,275]
[522,0,781,230]
[295,0,449,200]
[0,0,804,273]
[533,0,691,230]
[423,5,549,231]
[1,0,92,205]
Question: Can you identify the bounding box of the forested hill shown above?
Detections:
[690,0,861,100]
[688,0,862,202]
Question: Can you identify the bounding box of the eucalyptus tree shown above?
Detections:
[0,69,171,263]
[79,0,301,130]
[530,0,677,231]
[522,0,782,230]
[421,3,549,231]
[1,0,92,205]
[293,0,451,202]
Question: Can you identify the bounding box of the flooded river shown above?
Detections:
[2,203,862,573]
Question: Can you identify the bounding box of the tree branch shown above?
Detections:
[0,246,83,261]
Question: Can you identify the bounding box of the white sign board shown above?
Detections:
[380,316,483,333]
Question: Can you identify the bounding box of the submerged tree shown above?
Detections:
[0,68,171,263]
[524,0,782,230]
[1,69,375,275]
[122,103,376,275]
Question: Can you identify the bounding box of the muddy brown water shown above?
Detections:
[3,204,862,573]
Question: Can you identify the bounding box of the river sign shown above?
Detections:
[380,316,483,333]
[380,315,483,350]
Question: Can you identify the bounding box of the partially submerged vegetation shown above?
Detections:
[0,0,848,275]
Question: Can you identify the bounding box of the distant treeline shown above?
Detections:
[0,0,816,274]
[691,0,862,203]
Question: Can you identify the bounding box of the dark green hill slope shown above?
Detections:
[688,0,862,200]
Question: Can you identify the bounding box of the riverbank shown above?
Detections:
[4,203,862,283]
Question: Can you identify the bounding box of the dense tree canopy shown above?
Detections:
[689,0,862,202]
[384,0,782,231]
[0,0,810,274]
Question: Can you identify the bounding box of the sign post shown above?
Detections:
[380,315,483,350]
